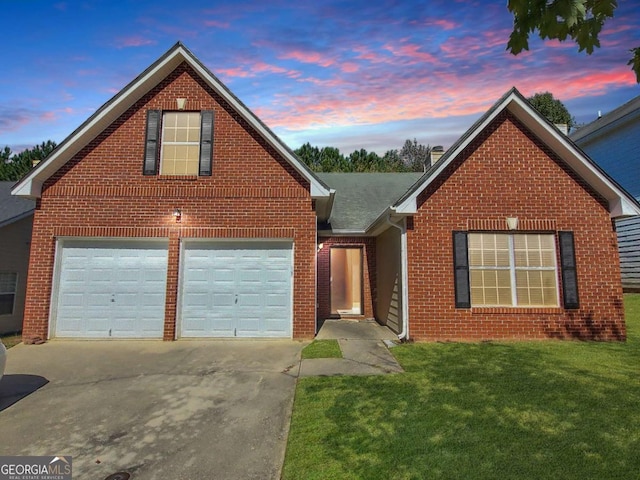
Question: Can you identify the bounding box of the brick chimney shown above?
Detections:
[429,145,445,166]
[554,124,568,135]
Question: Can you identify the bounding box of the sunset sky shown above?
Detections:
[2,0,639,155]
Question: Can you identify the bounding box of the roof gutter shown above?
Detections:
[385,211,409,341]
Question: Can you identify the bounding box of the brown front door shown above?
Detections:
[330,247,363,315]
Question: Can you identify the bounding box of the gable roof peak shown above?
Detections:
[391,87,640,219]
[11,42,331,209]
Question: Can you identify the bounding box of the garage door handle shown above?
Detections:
[235,297,238,304]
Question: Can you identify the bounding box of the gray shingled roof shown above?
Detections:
[0,182,35,227]
[318,173,423,231]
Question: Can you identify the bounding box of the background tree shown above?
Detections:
[527,92,575,130]
[400,139,431,172]
[0,141,57,181]
[507,0,640,82]
[295,139,431,173]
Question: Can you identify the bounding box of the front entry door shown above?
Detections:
[330,247,363,315]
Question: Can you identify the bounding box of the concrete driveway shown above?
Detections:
[0,340,305,480]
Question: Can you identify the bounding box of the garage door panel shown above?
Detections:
[240,293,262,307]
[265,292,289,306]
[180,241,292,338]
[212,293,234,307]
[54,240,168,338]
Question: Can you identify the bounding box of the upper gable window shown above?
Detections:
[144,109,214,176]
[160,112,201,175]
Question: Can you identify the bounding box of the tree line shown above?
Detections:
[295,138,431,173]
[0,141,57,181]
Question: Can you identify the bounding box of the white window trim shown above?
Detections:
[0,272,18,316]
[159,111,201,175]
[469,233,560,308]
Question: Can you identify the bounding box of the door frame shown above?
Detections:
[329,245,364,317]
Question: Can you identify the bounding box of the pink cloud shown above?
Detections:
[278,50,336,68]
[40,111,57,121]
[251,58,637,136]
[424,18,459,30]
[78,69,100,76]
[203,19,230,28]
[0,108,34,132]
[218,61,300,80]
[383,42,440,65]
[217,66,252,78]
[341,62,359,73]
[114,36,156,49]
[542,39,577,49]
[517,68,636,99]
[353,46,393,64]
[0,103,78,134]
[601,24,633,35]
[297,76,351,88]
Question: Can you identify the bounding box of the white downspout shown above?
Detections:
[385,213,410,341]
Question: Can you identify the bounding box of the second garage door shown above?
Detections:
[179,241,293,338]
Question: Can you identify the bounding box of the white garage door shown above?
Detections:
[179,241,293,338]
[54,240,169,338]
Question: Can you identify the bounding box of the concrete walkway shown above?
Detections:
[299,320,404,377]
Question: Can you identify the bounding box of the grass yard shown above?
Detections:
[301,339,343,359]
[0,332,22,349]
[283,294,640,480]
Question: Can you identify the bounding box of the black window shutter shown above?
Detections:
[453,231,471,308]
[199,110,214,176]
[143,110,161,175]
[558,231,579,309]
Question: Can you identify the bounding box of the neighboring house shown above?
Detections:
[12,43,640,342]
[0,182,35,334]
[571,95,640,292]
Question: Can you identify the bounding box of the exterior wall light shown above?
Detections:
[173,208,182,222]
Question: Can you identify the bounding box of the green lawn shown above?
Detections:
[283,294,640,480]
[301,339,343,359]
[0,332,22,349]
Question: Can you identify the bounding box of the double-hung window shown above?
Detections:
[0,272,17,315]
[468,233,558,307]
[143,109,214,176]
[454,231,579,309]
[160,112,201,175]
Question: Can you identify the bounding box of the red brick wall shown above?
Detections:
[406,111,625,341]
[317,237,376,322]
[23,62,317,340]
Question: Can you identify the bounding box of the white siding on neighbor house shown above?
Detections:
[573,101,640,292]
[0,216,32,335]
[617,217,640,291]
